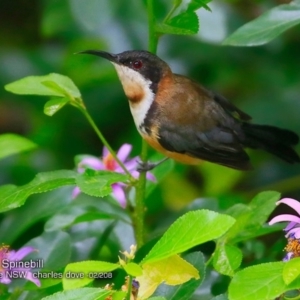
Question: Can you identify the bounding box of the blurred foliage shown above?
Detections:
[1,0,300,299]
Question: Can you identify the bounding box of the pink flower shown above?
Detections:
[269,198,300,261]
[269,198,300,238]
[0,245,40,286]
[73,144,155,207]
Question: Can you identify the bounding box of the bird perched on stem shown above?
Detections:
[79,50,300,171]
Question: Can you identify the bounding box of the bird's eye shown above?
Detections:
[132,60,143,69]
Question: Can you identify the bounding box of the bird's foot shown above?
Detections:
[137,157,169,172]
[137,161,157,172]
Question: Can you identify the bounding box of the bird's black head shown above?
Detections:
[78,50,170,93]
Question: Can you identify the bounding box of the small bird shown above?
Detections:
[79,50,300,170]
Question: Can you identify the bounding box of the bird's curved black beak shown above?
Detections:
[77,50,118,64]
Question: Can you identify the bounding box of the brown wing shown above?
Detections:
[213,92,252,121]
[154,74,252,170]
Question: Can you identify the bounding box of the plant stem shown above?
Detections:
[126,275,133,300]
[79,106,133,179]
[147,0,158,54]
[133,0,159,249]
[134,141,147,248]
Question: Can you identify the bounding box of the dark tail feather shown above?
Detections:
[242,123,300,163]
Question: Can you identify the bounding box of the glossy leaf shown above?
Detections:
[44,97,69,116]
[137,255,199,299]
[75,169,129,197]
[229,262,285,300]
[156,12,199,35]
[42,80,72,96]
[142,210,235,264]
[247,191,280,227]
[0,133,37,160]
[5,73,81,98]
[41,288,112,300]
[223,3,300,46]
[32,274,63,290]
[112,292,127,300]
[224,192,281,243]
[63,260,119,290]
[123,262,143,277]
[153,252,205,300]
[231,224,283,244]
[223,204,252,241]
[0,170,76,213]
[283,257,300,285]
[213,244,242,276]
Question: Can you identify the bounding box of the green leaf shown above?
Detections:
[46,191,131,230]
[172,0,182,6]
[283,257,300,285]
[23,233,71,291]
[0,170,76,213]
[29,273,62,290]
[5,73,81,98]
[186,0,211,12]
[41,288,112,300]
[26,231,71,271]
[44,97,69,116]
[248,191,280,227]
[63,261,119,290]
[45,205,112,231]
[0,187,72,244]
[62,211,111,228]
[42,80,72,96]
[223,2,300,46]
[224,191,280,243]
[148,298,167,300]
[112,292,127,300]
[156,12,199,35]
[213,244,242,276]
[142,210,235,264]
[231,224,283,244]
[0,133,37,160]
[76,169,129,198]
[228,262,285,300]
[153,252,205,300]
[123,262,143,277]
[223,204,252,241]
[137,255,199,299]
[286,275,300,291]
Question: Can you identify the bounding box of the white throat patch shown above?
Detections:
[112,63,155,134]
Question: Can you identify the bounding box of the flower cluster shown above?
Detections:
[73,144,155,207]
[269,198,300,261]
[0,245,40,286]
